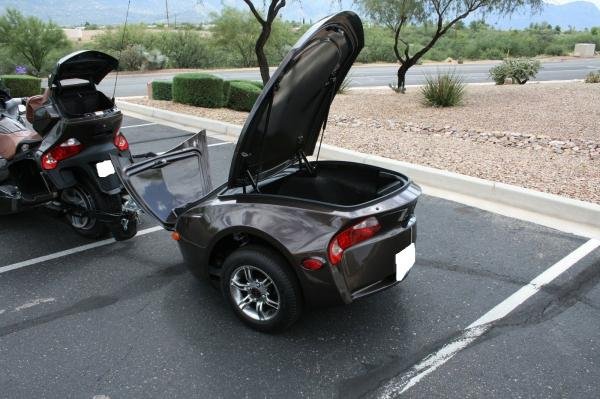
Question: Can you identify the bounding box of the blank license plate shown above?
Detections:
[395,243,415,281]
[96,160,115,178]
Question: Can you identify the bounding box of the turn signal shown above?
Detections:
[41,138,83,170]
[114,133,129,151]
[171,231,181,241]
[328,217,381,265]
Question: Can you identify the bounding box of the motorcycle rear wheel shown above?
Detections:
[61,181,109,239]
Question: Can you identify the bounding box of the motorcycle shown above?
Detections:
[0,50,139,240]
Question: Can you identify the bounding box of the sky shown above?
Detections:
[547,0,600,7]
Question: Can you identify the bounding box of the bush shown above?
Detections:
[142,49,167,70]
[229,80,264,89]
[584,70,600,83]
[506,58,541,84]
[489,63,509,85]
[172,73,225,108]
[227,81,261,111]
[0,74,41,97]
[119,44,145,71]
[151,80,172,101]
[490,58,541,85]
[420,72,465,107]
[222,80,231,107]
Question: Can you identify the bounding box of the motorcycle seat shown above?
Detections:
[0,117,41,160]
[26,88,50,124]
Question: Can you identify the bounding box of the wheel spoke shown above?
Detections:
[265,297,279,310]
[243,266,253,283]
[239,294,253,310]
[257,300,265,320]
[261,278,273,288]
[231,279,250,291]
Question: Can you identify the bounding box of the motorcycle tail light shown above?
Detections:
[41,138,83,170]
[113,133,129,151]
[328,217,381,265]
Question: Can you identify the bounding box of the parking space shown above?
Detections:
[1,116,598,398]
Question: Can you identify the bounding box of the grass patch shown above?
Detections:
[420,72,465,107]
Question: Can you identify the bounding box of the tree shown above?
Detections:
[242,0,287,84]
[0,9,69,76]
[357,0,542,93]
[211,8,299,70]
[212,8,261,68]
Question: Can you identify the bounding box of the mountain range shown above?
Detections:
[2,0,600,29]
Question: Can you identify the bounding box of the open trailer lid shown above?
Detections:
[48,50,118,86]
[227,11,364,188]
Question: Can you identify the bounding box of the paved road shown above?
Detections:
[1,116,599,398]
[94,58,600,97]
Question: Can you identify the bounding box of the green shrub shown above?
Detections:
[230,79,264,89]
[222,80,231,107]
[0,74,41,96]
[151,80,172,101]
[584,70,600,83]
[420,72,465,107]
[490,58,541,85]
[172,73,225,108]
[227,81,261,111]
[506,58,541,84]
[119,44,145,71]
[489,63,509,85]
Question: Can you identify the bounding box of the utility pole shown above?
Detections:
[165,0,170,28]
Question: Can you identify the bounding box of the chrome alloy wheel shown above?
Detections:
[229,265,280,321]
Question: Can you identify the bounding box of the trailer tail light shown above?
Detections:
[41,138,83,170]
[328,217,381,265]
[114,133,129,151]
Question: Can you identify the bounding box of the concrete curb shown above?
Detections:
[117,99,600,238]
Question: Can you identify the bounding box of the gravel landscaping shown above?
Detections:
[127,82,600,204]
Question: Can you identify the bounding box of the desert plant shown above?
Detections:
[227,81,261,111]
[420,72,465,107]
[337,77,352,94]
[489,63,509,85]
[506,58,541,84]
[584,70,600,83]
[0,74,41,96]
[142,49,168,70]
[172,73,226,108]
[119,44,146,71]
[151,80,172,101]
[490,58,541,85]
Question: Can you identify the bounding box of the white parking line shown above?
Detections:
[0,226,164,275]
[14,298,56,312]
[207,142,232,148]
[120,122,157,129]
[377,238,600,398]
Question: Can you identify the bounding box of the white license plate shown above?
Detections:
[395,243,415,281]
[96,160,115,178]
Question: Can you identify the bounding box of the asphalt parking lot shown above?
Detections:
[1,115,599,398]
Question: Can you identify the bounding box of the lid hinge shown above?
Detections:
[297,150,315,176]
[246,169,259,193]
